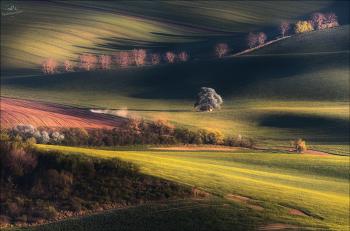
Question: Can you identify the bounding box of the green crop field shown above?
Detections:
[9,145,347,230]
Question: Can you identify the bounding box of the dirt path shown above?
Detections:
[0,97,124,129]
[255,146,338,156]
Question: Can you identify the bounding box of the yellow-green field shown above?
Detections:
[35,145,349,230]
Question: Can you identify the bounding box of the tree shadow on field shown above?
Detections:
[74,32,248,60]
[260,114,349,142]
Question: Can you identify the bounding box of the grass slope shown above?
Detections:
[1,1,349,69]
[26,145,349,230]
[2,25,349,145]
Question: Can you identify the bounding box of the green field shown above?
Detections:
[12,145,347,230]
[2,25,349,145]
[1,1,349,230]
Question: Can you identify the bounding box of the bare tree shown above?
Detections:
[246,33,257,49]
[62,60,74,72]
[257,32,267,45]
[114,52,130,67]
[177,51,189,61]
[310,12,326,28]
[131,49,147,66]
[278,22,291,37]
[149,53,161,64]
[42,59,58,74]
[164,52,176,63]
[2,148,37,174]
[98,55,111,69]
[78,53,97,71]
[215,43,228,57]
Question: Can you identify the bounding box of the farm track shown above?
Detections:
[254,146,338,156]
[0,97,124,129]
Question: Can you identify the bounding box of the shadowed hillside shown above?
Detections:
[1,1,348,69]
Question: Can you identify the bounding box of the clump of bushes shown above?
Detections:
[0,136,199,227]
[289,139,307,152]
[6,124,64,144]
[293,21,314,34]
[4,119,258,149]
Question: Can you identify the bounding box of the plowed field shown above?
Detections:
[0,97,124,129]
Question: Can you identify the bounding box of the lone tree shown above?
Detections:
[194,87,223,111]
[62,60,74,72]
[295,139,307,152]
[215,43,228,57]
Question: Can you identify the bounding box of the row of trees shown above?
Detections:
[42,12,339,72]
[3,119,258,149]
[42,49,189,74]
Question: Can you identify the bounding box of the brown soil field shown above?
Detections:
[0,97,124,129]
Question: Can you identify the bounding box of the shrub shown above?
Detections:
[44,206,57,219]
[293,21,314,34]
[164,52,176,63]
[149,119,174,137]
[177,52,189,61]
[1,146,37,176]
[98,55,111,69]
[131,49,147,66]
[41,59,58,75]
[325,12,338,24]
[62,60,74,72]
[214,43,228,57]
[246,33,257,49]
[78,53,97,71]
[295,139,307,152]
[256,32,267,45]
[310,12,326,28]
[114,52,130,67]
[148,53,161,64]
[317,22,339,30]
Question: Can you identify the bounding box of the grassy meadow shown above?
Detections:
[15,145,347,230]
[1,1,349,230]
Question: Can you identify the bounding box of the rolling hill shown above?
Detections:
[1,1,349,69]
[2,24,349,144]
[1,1,349,144]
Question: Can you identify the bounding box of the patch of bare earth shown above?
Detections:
[226,194,250,202]
[247,205,265,210]
[254,146,338,156]
[283,206,308,216]
[258,223,298,230]
[0,97,124,129]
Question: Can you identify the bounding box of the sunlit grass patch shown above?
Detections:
[36,145,350,230]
